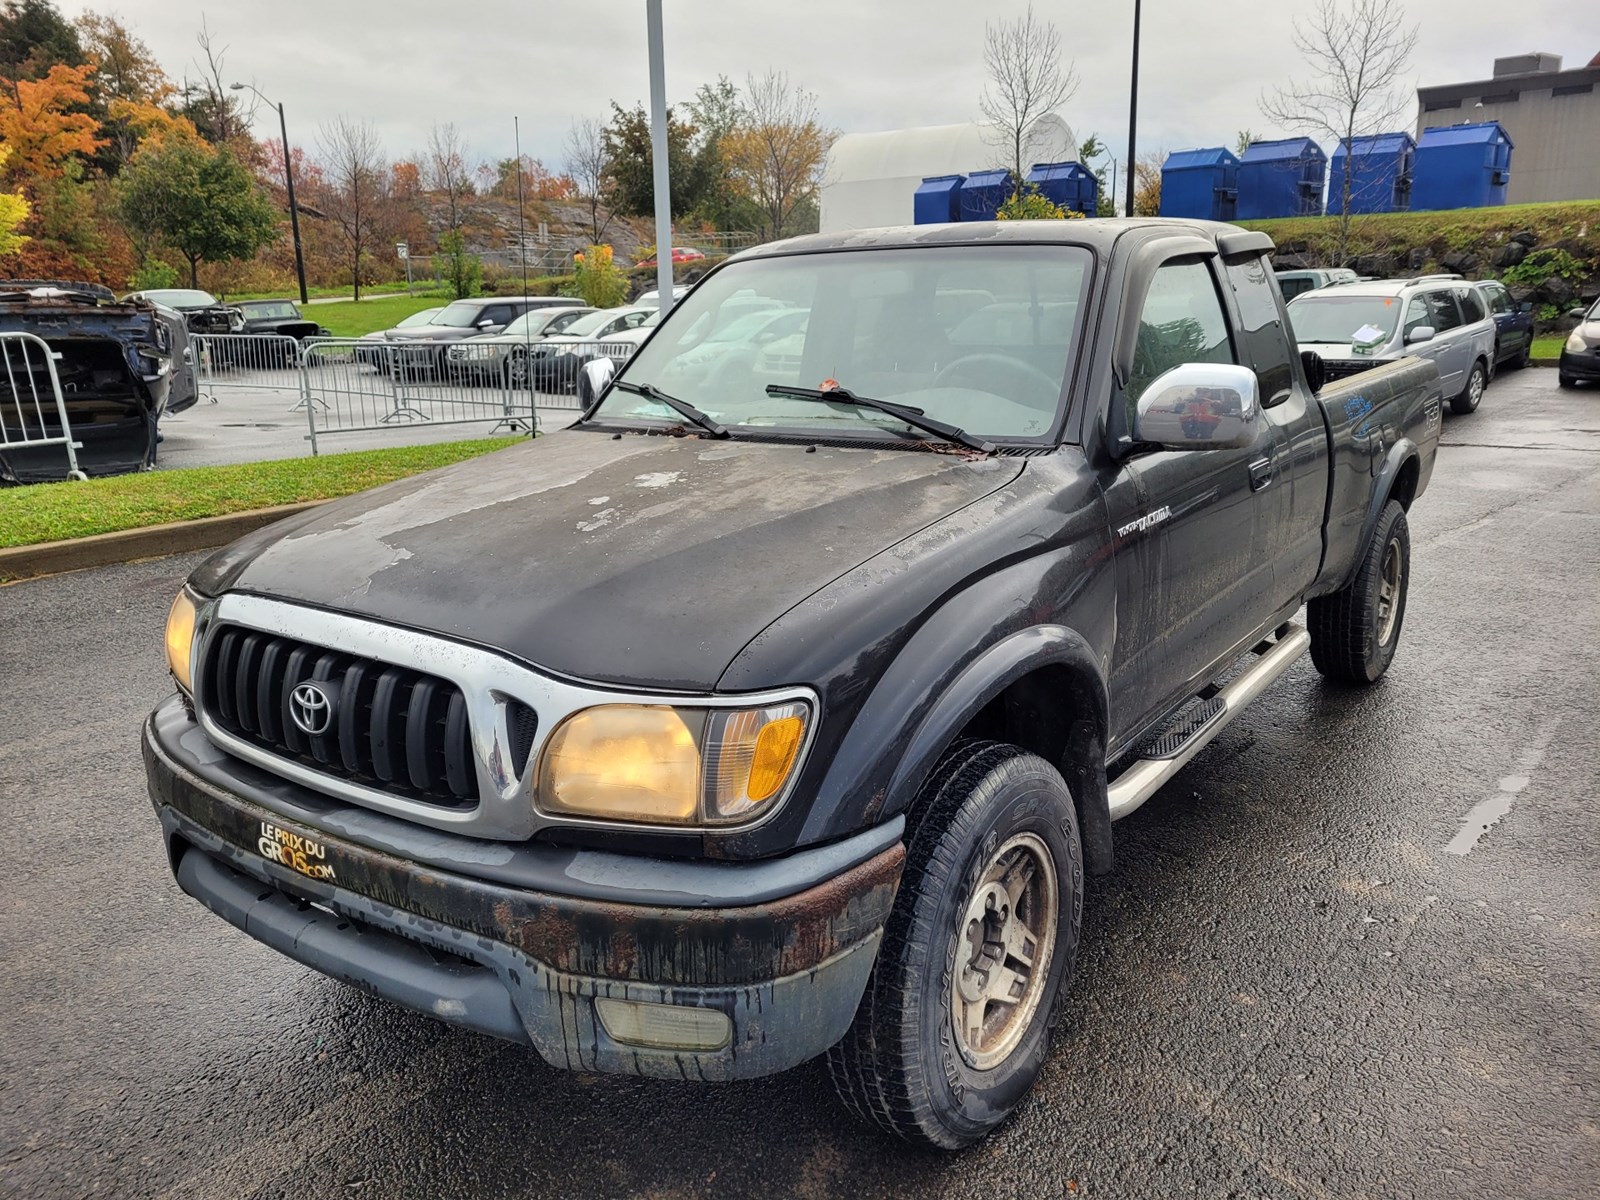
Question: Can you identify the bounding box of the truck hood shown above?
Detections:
[191,430,1024,690]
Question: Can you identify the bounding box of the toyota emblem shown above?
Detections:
[289,682,333,735]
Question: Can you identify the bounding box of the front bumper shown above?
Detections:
[143,696,903,1080]
[1559,347,1600,381]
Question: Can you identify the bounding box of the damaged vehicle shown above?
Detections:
[1,281,193,482]
[124,287,245,337]
[145,220,1442,1148]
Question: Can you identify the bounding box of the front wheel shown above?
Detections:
[503,349,529,391]
[1308,498,1410,684]
[827,741,1083,1149]
[1451,360,1487,415]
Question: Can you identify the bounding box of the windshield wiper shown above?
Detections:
[610,379,728,438]
[763,384,994,453]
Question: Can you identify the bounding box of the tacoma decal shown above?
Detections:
[1117,506,1172,538]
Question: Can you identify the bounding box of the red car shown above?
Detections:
[636,247,707,268]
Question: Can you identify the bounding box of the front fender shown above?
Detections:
[795,547,1116,852]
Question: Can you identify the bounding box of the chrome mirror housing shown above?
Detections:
[579,356,616,407]
[1134,363,1262,451]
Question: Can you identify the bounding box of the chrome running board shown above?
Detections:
[1106,622,1311,822]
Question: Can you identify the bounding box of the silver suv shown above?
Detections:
[1287,275,1497,414]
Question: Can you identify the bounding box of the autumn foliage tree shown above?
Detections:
[723,71,832,241]
[0,62,103,180]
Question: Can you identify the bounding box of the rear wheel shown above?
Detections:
[827,741,1082,1150]
[1450,360,1487,415]
[1309,498,1410,684]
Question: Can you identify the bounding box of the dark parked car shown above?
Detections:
[385,296,584,378]
[1,280,193,480]
[1559,298,1600,388]
[146,219,1441,1150]
[1474,280,1535,372]
[124,287,244,336]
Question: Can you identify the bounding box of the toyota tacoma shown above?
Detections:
[144,219,1441,1148]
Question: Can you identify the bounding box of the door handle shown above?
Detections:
[1248,456,1274,492]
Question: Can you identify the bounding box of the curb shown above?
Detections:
[0,500,326,585]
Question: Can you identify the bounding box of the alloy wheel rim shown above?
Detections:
[1469,369,1483,408]
[509,353,527,385]
[949,831,1058,1071]
[1377,539,1403,644]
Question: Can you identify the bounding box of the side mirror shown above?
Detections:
[1570,307,1588,320]
[477,319,496,329]
[1134,363,1262,451]
[1405,325,1435,345]
[580,356,616,406]
[1300,350,1326,396]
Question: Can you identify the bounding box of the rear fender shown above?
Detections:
[1344,438,1419,589]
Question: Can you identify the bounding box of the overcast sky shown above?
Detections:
[53,0,1582,174]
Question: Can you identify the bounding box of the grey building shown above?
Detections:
[1416,53,1600,204]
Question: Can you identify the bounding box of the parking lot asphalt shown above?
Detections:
[1,366,1595,1199]
[155,365,582,469]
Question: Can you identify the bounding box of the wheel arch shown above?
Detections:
[1344,439,1420,591]
[884,626,1114,875]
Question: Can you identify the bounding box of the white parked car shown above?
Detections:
[1288,275,1497,414]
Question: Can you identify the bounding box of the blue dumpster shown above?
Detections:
[1411,122,1513,211]
[1328,132,1415,215]
[913,174,965,224]
[959,169,1011,220]
[1159,147,1240,220]
[1237,137,1327,219]
[1025,161,1098,215]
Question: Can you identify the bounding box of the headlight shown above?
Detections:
[1568,331,1592,353]
[537,701,810,827]
[165,589,199,694]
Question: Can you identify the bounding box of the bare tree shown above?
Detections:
[564,117,613,243]
[979,4,1079,188]
[726,71,832,241]
[1260,0,1418,264]
[424,121,475,231]
[316,117,391,301]
[183,16,252,143]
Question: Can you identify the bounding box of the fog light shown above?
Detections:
[594,998,732,1051]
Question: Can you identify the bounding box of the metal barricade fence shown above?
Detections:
[190,333,305,404]
[0,330,85,480]
[299,337,552,454]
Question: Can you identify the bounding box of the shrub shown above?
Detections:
[1503,248,1586,289]
[438,230,483,300]
[996,186,1084,221]
[129,258,178,291]
[569,244,629,308]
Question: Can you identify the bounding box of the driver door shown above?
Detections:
[1104,257,1281,742]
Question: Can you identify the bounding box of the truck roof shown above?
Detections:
[734,217,1266,260]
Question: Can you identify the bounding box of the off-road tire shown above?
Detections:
[1309,498,1410,684]
[1450,359,1487,415]
[826,740,1083,1150]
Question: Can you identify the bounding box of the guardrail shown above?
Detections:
[0,330,86,481]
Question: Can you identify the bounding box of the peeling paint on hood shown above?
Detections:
[192,429,1024,690]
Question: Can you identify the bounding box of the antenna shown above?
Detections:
[513,115,535,437]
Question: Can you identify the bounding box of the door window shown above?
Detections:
[1455,287,1488,323]
[1484,285,1511,315]
[1224,256,1294,405]
[1427,291,1464,332]
[1128,260,1235,406]
[479,305,513,327]
[1403,297,1432,339]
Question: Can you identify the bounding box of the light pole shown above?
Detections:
[1124,0,1141,218]
[645,0,673,313]
[231,82,309,305]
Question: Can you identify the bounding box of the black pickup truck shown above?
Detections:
[144,219,1441,1148]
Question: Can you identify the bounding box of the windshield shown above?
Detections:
[241,301,297,318]
[1287,293,1403,344]
[600,245,1090,441]
[430,301,487,328]
[144,289,218,309]
[503,308,584,337]
[396,307,442,328]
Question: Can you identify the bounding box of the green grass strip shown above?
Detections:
[0,437,521,549]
